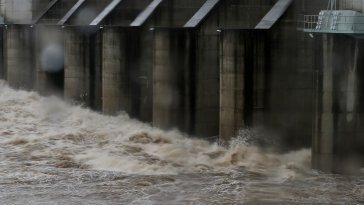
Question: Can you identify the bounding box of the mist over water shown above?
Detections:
[0,80,363,204]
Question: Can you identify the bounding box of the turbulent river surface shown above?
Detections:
[0,80,363,205]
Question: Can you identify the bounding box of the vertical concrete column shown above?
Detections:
[138,28,153,123]
[219,31,245,140]
[5,25,34,90]
[91,32,103,111]
[0,28,5,79]
[102,28,131,115]
[153,29,194,132]
[252,31,267,126]
[194,17,220,138]
[314,34,364,174]
[64,29,90,105]
[313,34,335,172]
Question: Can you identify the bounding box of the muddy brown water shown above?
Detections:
[0,81,363,204]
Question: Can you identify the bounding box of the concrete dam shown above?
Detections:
[0,0,364,176]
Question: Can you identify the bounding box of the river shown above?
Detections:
[0,80,362,204]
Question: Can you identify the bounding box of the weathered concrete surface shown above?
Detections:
[4,25,34,90]
[214,0,328,147]
[64,28,102,109]
[194,11,220,138]
[258,0,326,149]
[219,30,266,140]
[102,28,130,115]
[313,34,364,174]
[137,27,154,122]
[64,29,90,104]
[0,27,4,80]
[153,29,195,132]
[102,27,152,121]
[219,31,246,139]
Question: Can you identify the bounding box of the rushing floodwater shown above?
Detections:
[0,80,363,205]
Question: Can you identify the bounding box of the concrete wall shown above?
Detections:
[102,27,152,121]
[0,27,4,80]
[313,34,364,174]
[102,28,131,115]
[153,29,195,132]
[4,25,34,90]
[219,31,246,139]
[219,30,267,140]
[64,28,102,109]
[194,12,220,138]
[215,0,329,148]
[262,1,316,149]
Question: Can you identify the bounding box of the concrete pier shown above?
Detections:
[153,29,195,132]
[0,27,4,80]
[102,28,131,115]
[4,25,34,90]
[193,11,220,138]
[219,30,267,140]
[313,34,364,174]
[64,28,102,109]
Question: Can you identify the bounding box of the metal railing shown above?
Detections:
[303,14,364,33]
[304,15,320,30]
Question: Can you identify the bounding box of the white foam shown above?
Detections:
[0,80,311,175]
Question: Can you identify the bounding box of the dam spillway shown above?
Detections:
[0,0,363,176]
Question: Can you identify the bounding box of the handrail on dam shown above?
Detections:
[184,0,220,28]
[31,0,60,24]
[255,0,293,29]
[57,0,86,25]
[130,0,163,27]
[303,10,364,34]
[90,0,123,26]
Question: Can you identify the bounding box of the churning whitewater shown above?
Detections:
[0,80,363,204]
[0,80,310,175]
